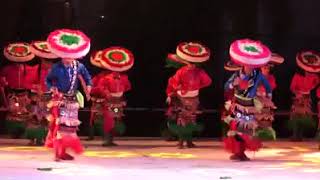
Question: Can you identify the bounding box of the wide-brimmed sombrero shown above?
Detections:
[224,60,242,71]
[167,42,211,63]
[229,39,271,67]
[30,41,58,59]
[3,42,35,63]
[90,50,104,69]
[47,29,90,59]
[269,53,284,65]
[296,50,320,73]
[97,47,134,72]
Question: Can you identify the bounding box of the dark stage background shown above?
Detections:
[0,0,319,138]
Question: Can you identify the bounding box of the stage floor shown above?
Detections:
[0,138,320,179]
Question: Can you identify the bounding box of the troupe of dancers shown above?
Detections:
[0,29,319,161]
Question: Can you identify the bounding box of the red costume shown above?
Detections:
[90,71,131,135]
[36,63,52,92]
[44,29,92,161]
[289,50,320,141]
[89,47,134,146]
[0,64,38,90]
[1,43,36,139]
[223,39,273,161]
[25,41,58,146]
[317,87,320,131]
[166,65,211,97]
[91,72,131,98]
[290,73,318,94]
[165,42,212,149]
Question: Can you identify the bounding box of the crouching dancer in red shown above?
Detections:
[223,39,273,161]
[44,29,92,161]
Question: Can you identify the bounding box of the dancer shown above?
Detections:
[221,61,242,137]
[289,50,319,141]
[162,50,189,141]
[317,86,320,149]
[45,29,92,161]
[1,42,36,138]
[89,47,133,146]
[223,39,272,161]
[255,53,284,140]
[24,41,59,145]
[166,42,212,148]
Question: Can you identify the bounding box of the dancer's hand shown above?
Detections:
[86,86,92,94]
[86,93,91,101]
[86,86,92,101]
[233,77,240,86]
[166,96,171,105]
[50,87,59,95]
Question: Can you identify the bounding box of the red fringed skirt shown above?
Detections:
[223,133,262,154]
[54,134,83,154]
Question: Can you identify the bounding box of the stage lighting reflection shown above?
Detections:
[84,151,138,158]
[302,168,320,173]
[0,146,47,152]
[148,152,196,159]
[252,148,291,157]
[291,146,310,152]
[302,152,320,163]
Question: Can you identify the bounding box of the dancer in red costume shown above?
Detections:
[223,39,273,161]
[1,42,38,90]
[30,41,59,92]
[289,50,319,141]
[166,42,212,149]
[23,41,59,146]
[44,29,92,161]
[317,86,320,149]
[89,47,133,146]
[255,53,284,140]
[0,42,37,138]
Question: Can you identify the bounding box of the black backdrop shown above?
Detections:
[0,0,319,137]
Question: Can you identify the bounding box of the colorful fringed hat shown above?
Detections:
[296,50,320,73]
[229,39,271,67]
[30,41,58,59]
[224,61,242,71]
[269,53,284,65]
[91,47,134,72]
[167,42,211,63]
[47,29,90,59]
[3,42,35,62]
[90,50,104,69]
